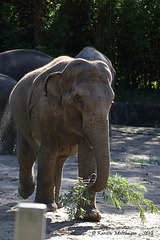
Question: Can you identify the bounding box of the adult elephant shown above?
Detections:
[0,49,54,81]
[10,56,115,221]
[75,46,116,88]
[0,74,17,154]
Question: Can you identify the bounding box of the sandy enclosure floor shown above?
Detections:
[0,126,160,240]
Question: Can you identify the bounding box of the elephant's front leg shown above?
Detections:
[54,158,66,208]
[35,147,57,211]
[78,138,101,221]
[17,131,36,199]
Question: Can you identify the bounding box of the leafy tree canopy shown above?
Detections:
[0,0,159,89]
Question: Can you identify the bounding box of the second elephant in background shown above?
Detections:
[0,49,54,81]
[0,74,17,154]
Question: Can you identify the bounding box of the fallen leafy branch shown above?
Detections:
[103,174,159,222]
[59,177,91,220]
[60,174,159,222]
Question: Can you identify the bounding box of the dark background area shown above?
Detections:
[0,0,160,126]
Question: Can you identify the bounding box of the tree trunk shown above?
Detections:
[33,0,45,46]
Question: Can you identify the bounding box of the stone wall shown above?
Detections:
[110,102,160,127]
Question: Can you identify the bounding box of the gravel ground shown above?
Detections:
[0,126,160,240]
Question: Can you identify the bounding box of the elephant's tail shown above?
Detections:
[0,102,16,154]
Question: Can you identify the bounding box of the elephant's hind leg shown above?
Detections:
[17,130,36,199]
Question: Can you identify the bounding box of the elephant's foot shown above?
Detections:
[56,201,63,209]
[34,194,58,212]
[76,208,101,222]
[46,202,58,212]
[34,200,57,212]
[83,208,101,221]
[18,181,35,199]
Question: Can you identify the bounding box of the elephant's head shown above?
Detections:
[32,57,114,193]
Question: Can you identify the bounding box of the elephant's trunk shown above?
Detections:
[83,114,110,192]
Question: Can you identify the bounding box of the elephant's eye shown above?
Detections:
[73,94,83,106]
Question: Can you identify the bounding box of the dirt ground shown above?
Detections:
[0,126,160,240]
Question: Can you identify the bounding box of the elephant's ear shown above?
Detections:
[27,70,63,116]
[43,61,74,96]
[43,71,62,96]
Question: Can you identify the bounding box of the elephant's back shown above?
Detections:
[0,49,53,81]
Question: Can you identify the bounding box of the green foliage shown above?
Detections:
[134,158,160,166]
[113,0,160,89]
[60,175,159,222]
[0,1,34,50]
[0,0,159,89]
[59,177,91,220]
[103,174,159,222]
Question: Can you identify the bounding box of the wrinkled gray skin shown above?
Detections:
[0,49,53,154]
[0,49,53,81]
[10,56,114,221]
[76,47,116,136]
[75,47,116,88]
[0,74,17,154]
